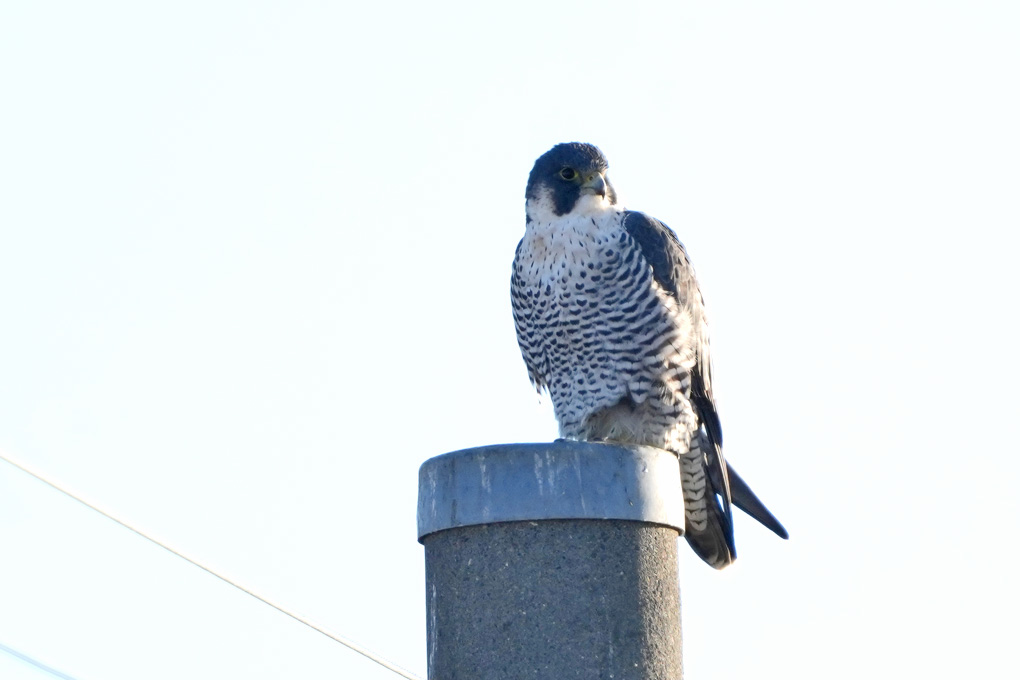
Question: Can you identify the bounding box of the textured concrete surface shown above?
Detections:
[419,443,685,679]
[424,519,682,680]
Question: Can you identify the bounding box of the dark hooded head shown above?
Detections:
[525,142,618,218]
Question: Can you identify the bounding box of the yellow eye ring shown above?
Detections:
[559,167,576,180]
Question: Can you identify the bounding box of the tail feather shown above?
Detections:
[679,434,735,569]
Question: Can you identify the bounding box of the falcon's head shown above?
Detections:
[525,142,618,223]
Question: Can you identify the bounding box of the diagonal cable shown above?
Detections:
[0,452,422,680]
[0,641,82,680]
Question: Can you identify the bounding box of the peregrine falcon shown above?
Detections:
[510,142,787,569]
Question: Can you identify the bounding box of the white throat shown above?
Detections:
[525,187,621,226]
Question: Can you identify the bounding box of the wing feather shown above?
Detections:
[621,210,718,435]
[622,211,788,545]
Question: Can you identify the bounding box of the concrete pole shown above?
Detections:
[417,441,685,680]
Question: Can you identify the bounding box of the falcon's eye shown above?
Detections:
[559,167,576,181]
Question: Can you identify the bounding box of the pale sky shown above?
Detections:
[2,2,1018,679]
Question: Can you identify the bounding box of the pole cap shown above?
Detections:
[417,441,685,542]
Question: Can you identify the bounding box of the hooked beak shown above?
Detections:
[580,173,607,199]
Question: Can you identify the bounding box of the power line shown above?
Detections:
[0,452,422,680]
[0,640,82,680]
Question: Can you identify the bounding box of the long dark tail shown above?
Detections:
[681,431,788,569]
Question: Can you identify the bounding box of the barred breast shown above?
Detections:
[511,210,700,454]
